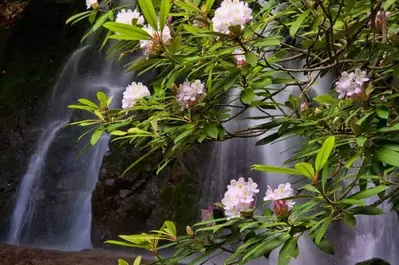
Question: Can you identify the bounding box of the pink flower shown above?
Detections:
[335,69,369,99]
[232,49,247,66]
[264,183,295,217]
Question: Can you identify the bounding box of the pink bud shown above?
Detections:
[300,101,308,112]
[273,200,289,217]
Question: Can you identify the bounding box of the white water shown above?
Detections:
[7,37,134,250]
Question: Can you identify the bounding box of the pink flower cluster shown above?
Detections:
[335,69,369,99]
[221,177,259,219]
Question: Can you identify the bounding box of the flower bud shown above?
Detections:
[314,107,321,114]
[273,200,289,218]
[300,101,308,112]
[186,226,194,237]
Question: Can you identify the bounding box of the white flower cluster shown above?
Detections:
[212,0,253,34]
[335,69,369,99]
[221,177,259,219]
[264,183,295,208]
[121,82,151,109]
[86,0,98,9]
[116,9,145,25]
[176,80,205,110]
[140,25,172,56]
[232,49,247,66]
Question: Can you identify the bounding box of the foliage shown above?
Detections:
[68,0,399,264]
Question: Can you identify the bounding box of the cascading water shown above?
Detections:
[201,68,399,264]
[6,25,134,250]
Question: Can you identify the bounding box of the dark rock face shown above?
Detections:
[356,258,390,265]
[0,0,84,238]
[91,143,208,247]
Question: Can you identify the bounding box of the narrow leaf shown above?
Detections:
[315,213,333,244]
[347,186,388,200]
[252,165,301,175]
[290,10,310,37]
[90,129,104,145]
[138,0,158,30]
[160,0,170,31]
[315,136,335,171]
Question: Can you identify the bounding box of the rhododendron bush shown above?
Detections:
[67,0,399,264]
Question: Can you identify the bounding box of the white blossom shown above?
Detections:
[176,80,205,110]
[212,0,253,34]
[233,49,247,66]
[140,25,172,56]
[335,69,369,99]
[264,183,295,209]
[221,177,259,219]
[121,82,151,109]
[116,9,145,25]
[86,0,97,9]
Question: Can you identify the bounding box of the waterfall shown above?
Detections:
[6,33,134,249]
[201,69,399,264]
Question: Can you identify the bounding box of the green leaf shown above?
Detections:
[253,36,281,47]
[374,148,399,166]
[90,129,104,145]
[356,136,366,147]
[78,98,98,108]
[107,95,114,107]
[162,221,177,237]
[251,78,272,90]
[295,162,315,179]
[241,89,255,104]
[103,22,150,40]
[301,184,320,193]
[68,104,95,111]
[133,256,142,265]
[315,136,335,172]
[340,199,365,205]
[315,213,333,244]
[246,52,258,67]
[256,132,280,146]
[92,11,113,32]
[97,92,108,107]
[205,123,218,138]
[378,123,399,132]
[343,214,356,228]
[278,237,298,265]
[111,130,127,136]
[118,259,129,265]
[376,107,389,119]
[314,94,336,105]
[159,0,170,31]
[242,234,290,263]
[138,0,158,30]
[350,206,384,215]
[205,0,216,11]
[174,129,195,144]
[175,1,201,12]
[383,0,396,10]
[66,11,93,24]
[290,10,310,37]
[347,186,388,200]
[316,238,334,255]
[252,165,301,175]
